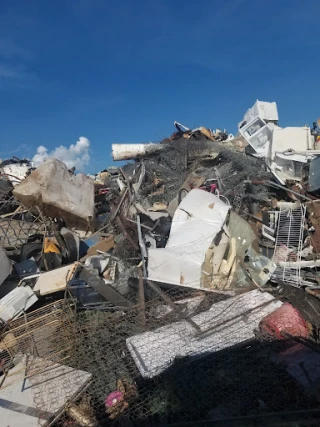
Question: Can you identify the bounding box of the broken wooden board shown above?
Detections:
[86,235,114,256]
[33,264,78,296]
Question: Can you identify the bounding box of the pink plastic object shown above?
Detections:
[105,391,123,407]
[260,302,309,339]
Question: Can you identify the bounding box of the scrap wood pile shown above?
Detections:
[1,101,320,425]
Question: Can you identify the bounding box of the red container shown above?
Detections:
[260,302,309,339]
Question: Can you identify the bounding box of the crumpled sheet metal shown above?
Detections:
[85,254,130,296]
[148,189,230,288]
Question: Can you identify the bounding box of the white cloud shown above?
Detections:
[32,137,91,171]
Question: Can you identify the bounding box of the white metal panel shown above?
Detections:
[0,286,38,321]
[148,189,230,288]
[239,116,273,157]
[271,126,313,161]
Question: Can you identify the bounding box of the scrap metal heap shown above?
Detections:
[1,101,320,426]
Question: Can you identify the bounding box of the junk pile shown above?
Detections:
[2,101,320,425]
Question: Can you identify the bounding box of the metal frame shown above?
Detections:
[272,206,306,287]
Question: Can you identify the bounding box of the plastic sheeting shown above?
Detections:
[148,189,230,288]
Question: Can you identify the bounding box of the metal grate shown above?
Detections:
[272,206,306,287]
[0,300,76,390]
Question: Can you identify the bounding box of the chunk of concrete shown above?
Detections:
[13,159,94,230]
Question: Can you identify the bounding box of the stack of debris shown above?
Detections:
[1,101,320,426]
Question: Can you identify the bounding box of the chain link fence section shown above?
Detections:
[26,288,320,427]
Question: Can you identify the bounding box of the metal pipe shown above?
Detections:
[112,143,168,161]
[110,187,128,222]
[138,267,146,328]
[137,215,147,277]
[247,180,314,202]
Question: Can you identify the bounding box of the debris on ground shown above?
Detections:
[2,101,320,425]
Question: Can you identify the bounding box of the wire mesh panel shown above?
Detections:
[0,217,46,252]
[21,288,320,426]
[272,206,306,287]
[0,300,76,390]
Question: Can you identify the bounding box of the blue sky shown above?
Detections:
[0,0,319,172]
